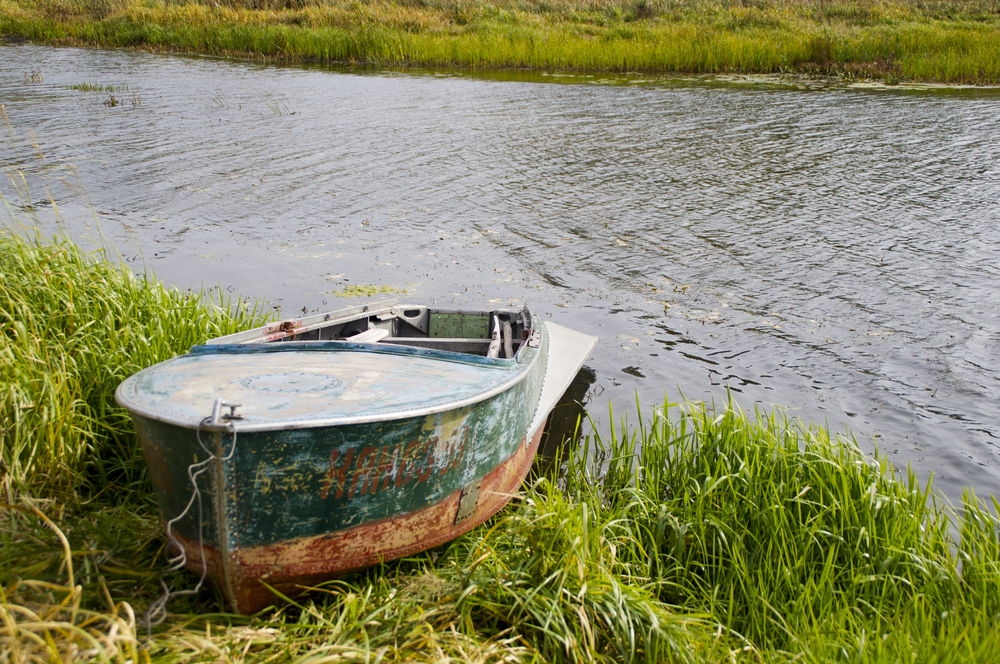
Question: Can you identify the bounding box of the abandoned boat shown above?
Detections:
[115,300,597,614]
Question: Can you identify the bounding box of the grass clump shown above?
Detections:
[0,222,270,498]
[2,0,1000,83]
[66,81,130,91]
[574,401,1000,658]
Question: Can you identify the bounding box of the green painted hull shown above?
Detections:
[120,306,553,613]
[135,356,545,551]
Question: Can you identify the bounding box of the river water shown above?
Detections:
[3,44,999,502]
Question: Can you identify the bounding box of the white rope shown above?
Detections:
[143,416,238,633]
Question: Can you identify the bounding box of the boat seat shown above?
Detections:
[381,338,492,353]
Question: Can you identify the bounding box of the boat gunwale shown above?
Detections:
[206,300,399,346]
[114,328,545,433]
[187,339,524,367]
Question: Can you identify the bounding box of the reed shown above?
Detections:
[2,0,999,83]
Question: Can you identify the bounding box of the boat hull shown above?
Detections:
[127,323,550,613]
[119,303,599,614]
[159,421,545,614]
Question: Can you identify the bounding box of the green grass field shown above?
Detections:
[3,185,1000,661]
[2,0,1000,83]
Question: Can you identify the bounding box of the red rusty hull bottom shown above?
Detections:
[173,420,546,614]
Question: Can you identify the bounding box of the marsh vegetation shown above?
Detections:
[2,0,999,83]
[66,82,130,91]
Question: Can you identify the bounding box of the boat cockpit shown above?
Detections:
[206,300,533,360]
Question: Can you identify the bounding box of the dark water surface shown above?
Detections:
[3,45,1000,502]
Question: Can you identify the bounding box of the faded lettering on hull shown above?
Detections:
[173,420,546,614]
[320,422,470,501]
[228,402,499,547]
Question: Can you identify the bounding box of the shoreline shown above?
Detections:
[3,0,999,85]
[10,39,1000,94]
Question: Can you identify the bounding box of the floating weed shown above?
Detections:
[67,82,131,92]
[332,283,405,298]
[100,91,142,107]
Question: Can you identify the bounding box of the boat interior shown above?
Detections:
[207,301,533,359]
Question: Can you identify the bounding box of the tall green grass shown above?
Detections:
[5,392,999,661]
[3,0,999,83]
[0,218,270,499]
[567,401,1000,658]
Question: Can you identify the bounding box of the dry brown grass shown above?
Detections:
[1,499,148,664]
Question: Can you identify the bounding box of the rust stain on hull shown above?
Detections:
[171,420,547,614]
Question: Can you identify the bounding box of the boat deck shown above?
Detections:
[117,342,534,431]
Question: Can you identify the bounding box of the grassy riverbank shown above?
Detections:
[3,221,1000,662]
[2,0,1000,84]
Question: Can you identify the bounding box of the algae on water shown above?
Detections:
[331,284,405,298]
